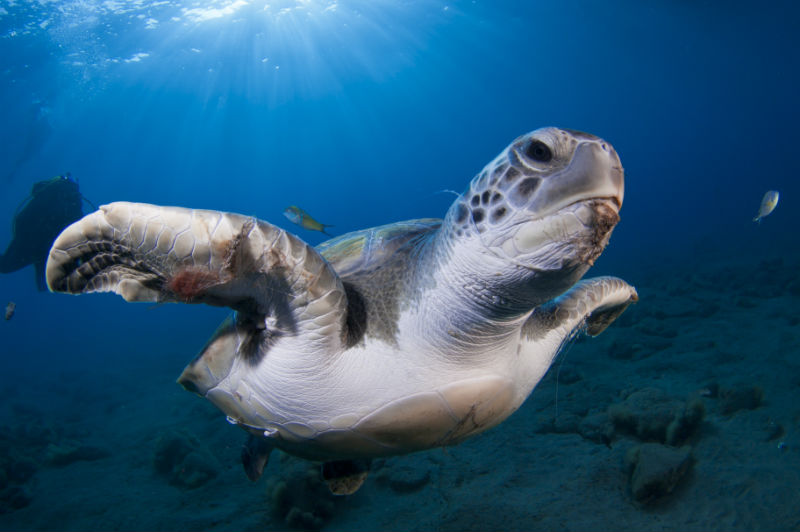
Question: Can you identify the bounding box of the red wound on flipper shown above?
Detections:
[167,267,223,301]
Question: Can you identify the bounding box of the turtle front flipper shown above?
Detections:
[46,201,348,349]
[520,276,638,359]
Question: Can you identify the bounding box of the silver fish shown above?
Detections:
[5,301,15,321]
[753,190,779,223]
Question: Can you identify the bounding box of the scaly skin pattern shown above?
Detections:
[46,127,637,464]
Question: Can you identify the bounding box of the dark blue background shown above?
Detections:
[1,0,797,383]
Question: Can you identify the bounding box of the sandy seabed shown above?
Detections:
[1,248,798,532]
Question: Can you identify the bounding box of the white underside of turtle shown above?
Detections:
[46,127,638,494]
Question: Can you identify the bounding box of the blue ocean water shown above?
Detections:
[1,1,798,530]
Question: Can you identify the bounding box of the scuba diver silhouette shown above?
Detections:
[0,174,95,291]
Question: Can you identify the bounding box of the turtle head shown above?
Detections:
[441,127,624,311]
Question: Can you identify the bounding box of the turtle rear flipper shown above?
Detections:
[241,434,274,482]
[321,459,370,495]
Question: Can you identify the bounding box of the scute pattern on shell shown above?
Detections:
[316,219,441,278]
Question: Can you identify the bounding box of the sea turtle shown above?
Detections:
[46,127,637,494]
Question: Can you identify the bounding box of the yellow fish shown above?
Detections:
[283,205,334,235]
[753,190,779,223]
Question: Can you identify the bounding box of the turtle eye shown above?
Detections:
[525,140,553,162]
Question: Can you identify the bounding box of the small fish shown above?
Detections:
[283,205,334,235]
[753,190,779,223]
[5,301,15,321]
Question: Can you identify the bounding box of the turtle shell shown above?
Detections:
[316,219,441,278]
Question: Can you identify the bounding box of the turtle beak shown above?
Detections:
[525,140,624,220]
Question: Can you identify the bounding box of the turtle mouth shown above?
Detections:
[513,195,621,228]
[565,186,622,212]
[603,194,622,211]
[584,196,621,217]
[495,196,620,264]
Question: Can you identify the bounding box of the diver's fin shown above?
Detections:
[321,459,371,495]
[34,261,47,292]
[241,434,274,482]
[522,276,638,343]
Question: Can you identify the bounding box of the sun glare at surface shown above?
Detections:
[0,0,457,101]
[0,0,464,201]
